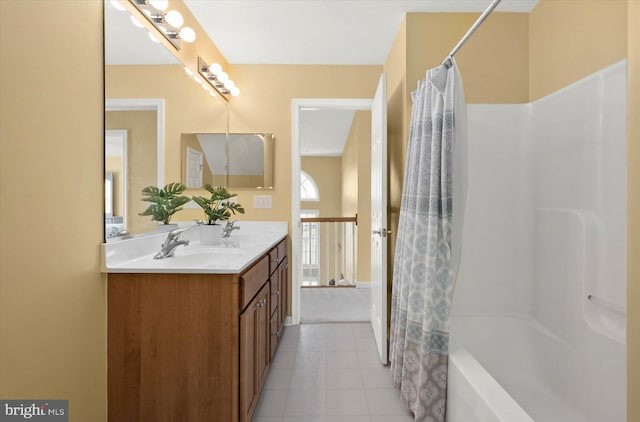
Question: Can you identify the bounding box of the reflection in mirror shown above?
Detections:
[104,0,227,240]
[181,133,274,189]
[105,99,163,236]
[105,130,128,238]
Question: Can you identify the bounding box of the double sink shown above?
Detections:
[102,221,288,274]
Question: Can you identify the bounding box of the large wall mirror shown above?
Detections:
[104,0,228,240]
[181,133,274,189]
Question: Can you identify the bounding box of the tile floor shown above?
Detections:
[300,288,370,323]
[252,323,414,422]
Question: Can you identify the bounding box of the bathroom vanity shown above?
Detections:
[104,222,288,422]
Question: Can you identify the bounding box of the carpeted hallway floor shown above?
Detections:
[300,287,370,323]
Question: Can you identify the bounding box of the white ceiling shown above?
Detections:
[105,0,539,156]
[300,110,357,156]
[183,0,539,65]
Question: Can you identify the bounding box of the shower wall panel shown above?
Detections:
[452,104,530,316]
[454,61,627,340]
[531,60,627,344]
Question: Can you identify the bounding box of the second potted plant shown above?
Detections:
[192,184,245,244]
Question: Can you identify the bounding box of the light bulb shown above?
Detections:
[148,0,168,11]
[193,75,203,84]
[218,72,229,83]
[164,10,184,28]
[184,66,193,76]
[179,27,196,43]
[224,80,235,90]
[208,63,222,75]
[110,0,125,11]
[230,87,240,97]
[130,15,144,28]
[209,91,216,97]
[148,32,160,43]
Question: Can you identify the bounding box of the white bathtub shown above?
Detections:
[446,315,626,422]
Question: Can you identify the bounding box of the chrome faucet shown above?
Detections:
[154,228,190,259]
[222,221,240,238]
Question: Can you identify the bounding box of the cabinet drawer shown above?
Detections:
[240,255,270,311]
[269,238,288,275]
[276,239,287,263]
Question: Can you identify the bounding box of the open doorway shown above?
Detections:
[291,99,373,324]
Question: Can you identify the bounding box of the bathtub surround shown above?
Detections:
[390,60,466,421]
[449,61,627,421]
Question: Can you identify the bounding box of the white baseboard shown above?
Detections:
[356,281,371,289]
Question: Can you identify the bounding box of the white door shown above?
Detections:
[186,147,203,188]
[370,73,388,364]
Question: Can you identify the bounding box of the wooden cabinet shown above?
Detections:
[240,283,269,422]
[108,236,288,422]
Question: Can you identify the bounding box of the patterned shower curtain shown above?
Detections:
[389,58,467,422]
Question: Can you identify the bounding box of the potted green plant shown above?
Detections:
[139,182,191,228]
[192,184,245,244]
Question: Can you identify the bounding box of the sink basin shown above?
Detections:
[102,221,288,274]
[162,250,246,267]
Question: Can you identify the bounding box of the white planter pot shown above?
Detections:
[200,224,223,245]
[156,223,178,232]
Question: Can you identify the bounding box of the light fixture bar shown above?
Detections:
[198,57,240,100]
[128,0,182,50]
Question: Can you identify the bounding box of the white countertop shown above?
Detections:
[102,221,288,274]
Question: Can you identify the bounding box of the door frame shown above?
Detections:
[291,98,372,325]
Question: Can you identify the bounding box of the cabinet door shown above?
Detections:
[269,311,279,360]
[257,287,270,390]
[240,285,269,422]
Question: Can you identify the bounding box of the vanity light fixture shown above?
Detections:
[197,56,241,99]
[127,0,196,50]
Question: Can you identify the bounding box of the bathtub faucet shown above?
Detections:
[154,228,190,259]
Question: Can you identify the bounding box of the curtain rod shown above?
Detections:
[443,0,503,68]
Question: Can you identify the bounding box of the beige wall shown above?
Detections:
[342,122,359,218]
[106,64,227,186]
[407,13,529,105]
[0,1,106,421]
[106,110,157,234]
[529,0,628,101]
[628,1,639,419]
[301,156,342,217]
[342,111,372,282]
[223,64,382,225]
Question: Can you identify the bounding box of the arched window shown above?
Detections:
[301,171,319,201]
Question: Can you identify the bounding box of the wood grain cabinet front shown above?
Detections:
[240,283,270,422]
[107,236,288,422]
